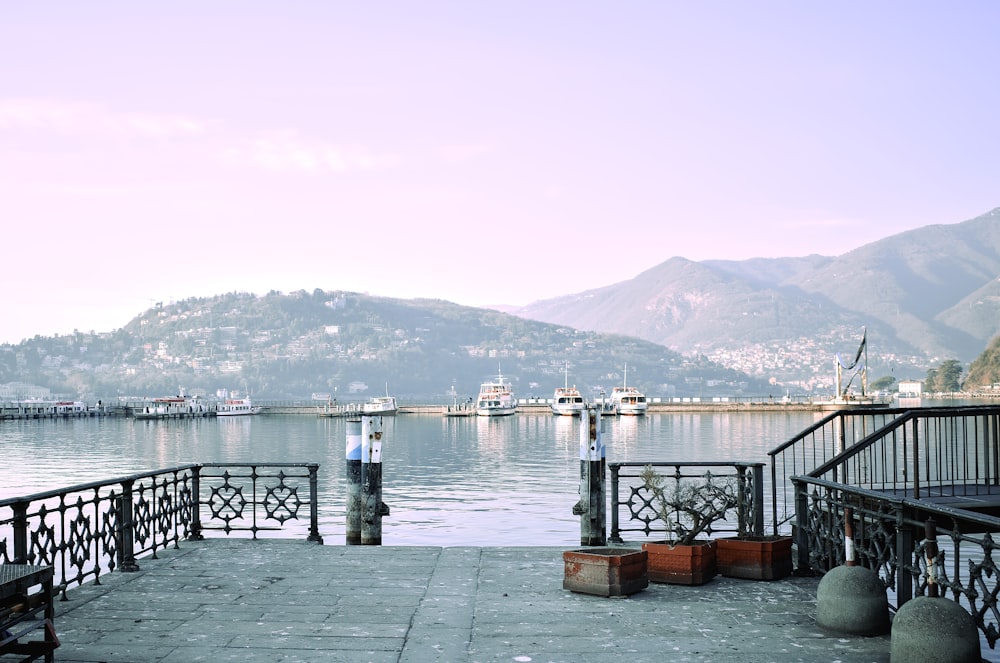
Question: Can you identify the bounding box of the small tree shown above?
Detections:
[640,465,739,545]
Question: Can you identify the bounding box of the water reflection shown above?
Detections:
[1,411,822,545]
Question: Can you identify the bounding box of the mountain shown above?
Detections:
[512,208,1000,388]
[0,290,770,402]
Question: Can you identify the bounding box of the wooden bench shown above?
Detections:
[0,565,58,662]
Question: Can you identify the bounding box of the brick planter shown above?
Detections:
[562,547,648,597]
[716,536,793,580]
[642,540,717,585]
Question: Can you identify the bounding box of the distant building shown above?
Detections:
[898,380,922,398]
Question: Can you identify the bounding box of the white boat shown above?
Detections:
[133,395,211,420]
[611,364,648,416]
[217,397,261,417]
[363,395,398,416]
[476,367,517,417]
[551,364,585,416]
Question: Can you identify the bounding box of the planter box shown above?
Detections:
[642,540,717,585]
[562,547,648,597]
[716,536,793,580]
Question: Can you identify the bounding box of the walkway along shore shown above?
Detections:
[51,539,899,663]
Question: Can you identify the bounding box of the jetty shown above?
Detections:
[50,539,893,663]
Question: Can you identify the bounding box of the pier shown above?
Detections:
[51,539,893,663]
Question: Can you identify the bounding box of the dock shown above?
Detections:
[50,539,899,663]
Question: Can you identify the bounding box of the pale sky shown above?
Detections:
[2,2,998,345]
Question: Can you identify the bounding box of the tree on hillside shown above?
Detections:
[924,359,963,393]
[964,334,1000,389]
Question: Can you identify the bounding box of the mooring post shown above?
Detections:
[345,418,362,545]
[844,506,856,566]
[361,415,389,545]
[578,406,606,546]
[925,517,939,598]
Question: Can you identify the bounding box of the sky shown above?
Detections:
[2,2,999,345]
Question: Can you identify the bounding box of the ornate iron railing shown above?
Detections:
[0,463,322,595]
[793,475,1000,648]
[608,461,764,543]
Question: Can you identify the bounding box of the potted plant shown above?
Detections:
[713,471,794,581]
[715,534,793,580]
[638,465,738,585]
[562,547,648,597]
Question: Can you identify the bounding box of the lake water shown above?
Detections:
[0,410,825,546]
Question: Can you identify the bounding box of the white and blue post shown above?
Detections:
[578,406,606,546]
[345,418,363,545]
[361,415,389,545]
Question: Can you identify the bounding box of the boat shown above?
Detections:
[363,395,398,416]
[363,385,398,415]
[551,364,586,416]
[217,397,261,417]
[133,395,211,420]
[611,364,648,416]
[476,366,517,417]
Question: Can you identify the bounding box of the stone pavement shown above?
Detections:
[45,539,903,663]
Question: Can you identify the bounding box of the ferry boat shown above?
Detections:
[217,397,261,417]
[551,365,585,416]
[363,395,398,416]
[476,367,517,417]
[610,364,648,416]
[133,395,211,420]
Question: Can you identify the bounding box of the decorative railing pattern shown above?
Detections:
[793,475,1000,648]
[0,463,322,595]
[608,461,764,543]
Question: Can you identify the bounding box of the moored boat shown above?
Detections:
[217,397,261,416]
[363,395,398,416]
[363,384,398,415]
[611,364,648,416]
[476,367,517,417]
[551,364,585,416]
[133,395,211,420]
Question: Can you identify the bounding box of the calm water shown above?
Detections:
[0,411,823,546]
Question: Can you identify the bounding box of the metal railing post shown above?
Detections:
[188,466,204,540]
[608,464,622,543]
[751,464,764,537]
[307,463,323,543]
[118,479,139,572]
[793,478,811,573]
[12,500,28,564]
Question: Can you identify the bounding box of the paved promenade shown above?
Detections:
[48,539,899,663]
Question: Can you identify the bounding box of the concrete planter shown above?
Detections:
[716,535,793,580]
[562,547,648,597]
[642,540,717,585]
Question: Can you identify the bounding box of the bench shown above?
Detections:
[0,565,57,662]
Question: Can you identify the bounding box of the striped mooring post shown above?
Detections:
[361,415,389,545]
[577,406,606,546]
[345,418,363,545]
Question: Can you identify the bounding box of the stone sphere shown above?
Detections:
[890,596,980,662]
[816,564,890,635]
